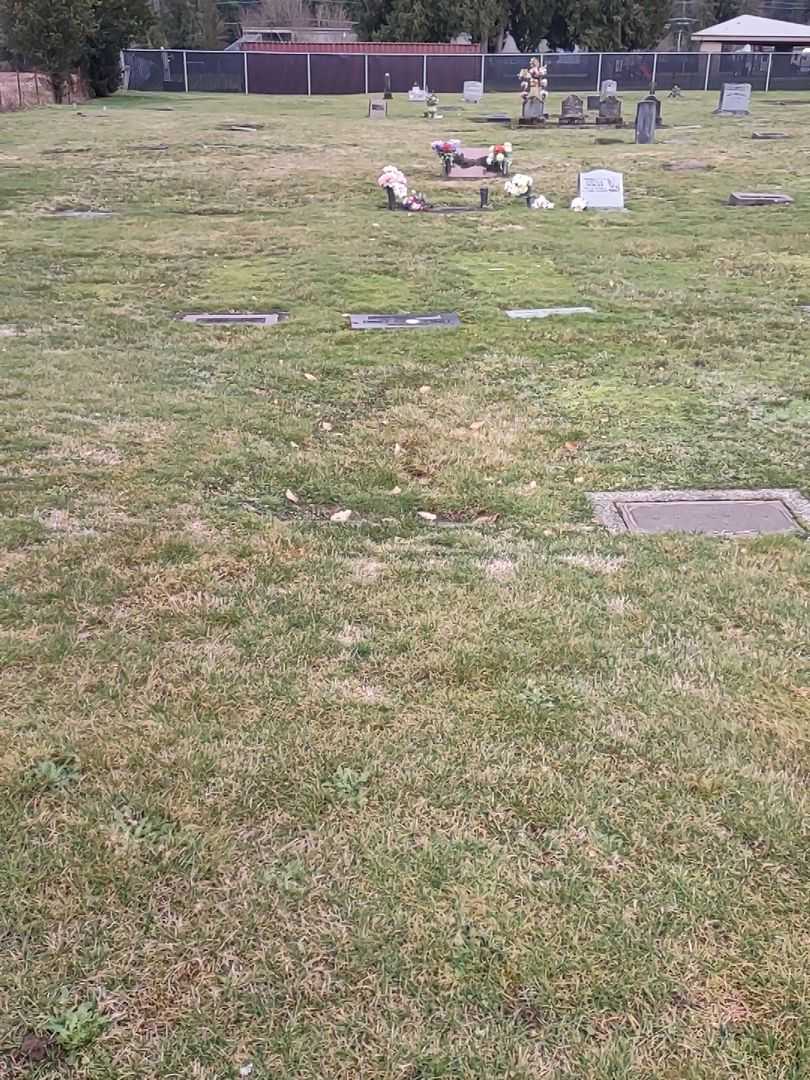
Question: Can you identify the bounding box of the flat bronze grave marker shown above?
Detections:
[588,489,810,537]
[349,312,460,330]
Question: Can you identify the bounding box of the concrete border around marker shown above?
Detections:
[505,306,595,319]
[587,488,810,536]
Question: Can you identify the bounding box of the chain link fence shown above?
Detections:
[123,48,810,96]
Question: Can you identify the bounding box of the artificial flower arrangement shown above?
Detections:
[485,143,513,175]
[431,138,462,172]
[378,165,407,200]
[504,173,533,199]
[424,93,441,120]
[377,166,431,212]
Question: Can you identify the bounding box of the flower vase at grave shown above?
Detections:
[386,187,397,210]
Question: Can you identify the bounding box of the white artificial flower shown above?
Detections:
[486,154,494,165]
[504,173,533,197]
[393,182,407,200]
[570,196,587,212]
[503,142,513,153]
[529,195,554,209]
[496,152,505,162]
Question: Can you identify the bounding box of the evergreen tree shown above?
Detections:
[82,0,154,96]
[0,0,92,101]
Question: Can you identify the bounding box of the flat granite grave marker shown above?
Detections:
[588,488,810,537]
[578,168,624,210]
[446,147,490,180]
[727,191,794,206]
[587,95,601,111]
[752,131,789,139]
[663,159,713,171]
[349,312,460,330]
[178,311,289,325]
[505,306,595,319]
[714,83,751,116]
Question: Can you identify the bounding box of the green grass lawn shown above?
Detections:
[1,88,809,1079]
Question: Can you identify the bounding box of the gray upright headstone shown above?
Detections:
[714,83,751,115]
[635,99,657,144]
[521,96,547,123]
[600,79,618,98]
[597,96,622,125]
[559,94,585,125]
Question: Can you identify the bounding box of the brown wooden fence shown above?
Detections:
[0,72,88,112]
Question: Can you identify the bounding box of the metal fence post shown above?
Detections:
[596,52,602,92]
[480,52,485,85]
[423,54,427,90]
[364,53,368,94]
[765,51,773,93]
[183,50,189,92]
[244,50,249,93]
[651,52,658,85]
[16,69,23,107]
[307,52,311,95]
[704,54,711,92]
[34,72,39,103]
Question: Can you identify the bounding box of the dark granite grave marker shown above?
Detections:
[587,95,601,112]
[178,312,289,325]
[588,488,810,536]
[349,312,460,330]
[727,192,794,206]
[634,99,656,144]
[752,132,789,140]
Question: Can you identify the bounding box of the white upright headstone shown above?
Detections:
[463,80,483,103]
[600,79,618,98]
[368,99,387,119]
[577,168,624,210]
[714,83,751,115]
[408,85,427,102]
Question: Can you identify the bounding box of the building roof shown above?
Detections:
[693,14,810,42]
[240,41,481,53]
